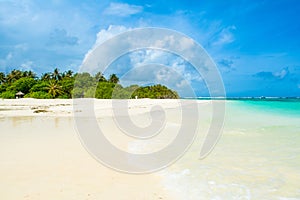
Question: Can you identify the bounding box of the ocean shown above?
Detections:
[161,99,300,199]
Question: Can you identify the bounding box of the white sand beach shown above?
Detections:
[0,98,200,200]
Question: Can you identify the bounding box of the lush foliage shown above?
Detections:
[0,69,179,99]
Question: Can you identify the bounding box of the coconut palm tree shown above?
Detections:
[22,70,36,79]
[0,72,6,84]
[6,69,22,83]
[41,73,51,81]
[65,70,73,78]
[108,73,119,84]
[46,81,62,98]
[95,72,106,82]
[51,68,62,81]
[27,70,36,79]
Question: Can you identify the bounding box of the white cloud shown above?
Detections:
[153,35,195,53]
[82,25,132,66]
[212,25,236,46]
[81,26,212,96]
[130,49,202,83]
[95,25,131,46]
[119,63,194,96]
[104,2,143,17]
[129,50,168,67]
[273,67,289,79]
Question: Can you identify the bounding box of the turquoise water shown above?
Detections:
[162,100,300,199]
[232,99,300,117]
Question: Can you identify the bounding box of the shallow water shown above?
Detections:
[161,100,300,199]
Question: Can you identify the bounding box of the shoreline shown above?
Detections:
[0,98,191,117]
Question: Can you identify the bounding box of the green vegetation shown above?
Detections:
[0,69,179,99]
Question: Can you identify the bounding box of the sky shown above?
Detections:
[0,0,300,97]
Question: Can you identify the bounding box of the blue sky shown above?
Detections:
[0,0,300,97]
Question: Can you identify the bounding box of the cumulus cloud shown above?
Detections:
[128,49,202,84]
[119,63,195,96]
[115,49,204,97]
[81,25,218,96]
[103,2,143,17]
[94,25,131,46]
[82,25,132,66]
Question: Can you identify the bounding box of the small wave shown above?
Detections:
[160,168,252,200]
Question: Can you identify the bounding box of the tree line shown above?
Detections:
[0,68,179,99]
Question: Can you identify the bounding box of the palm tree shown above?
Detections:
[51,68,62,81]
[0,72,5,84]
[22,71,28,78]
[108,73,119,84]
[22,70,36,79]
[41,73,51,81]
[27,70,36,79]
[6,69,22,83]
[46,81,62,98]
[95,72,106,82]
[63,70,73,78]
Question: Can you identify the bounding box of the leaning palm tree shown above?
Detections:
[46,81,62,98]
